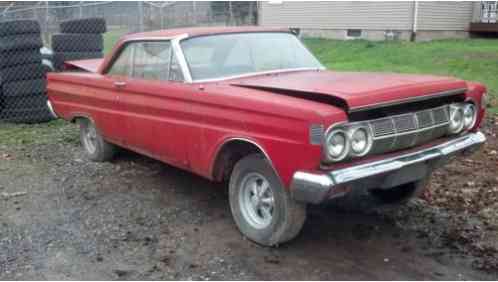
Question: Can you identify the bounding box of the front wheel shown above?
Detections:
[229,154,306,246]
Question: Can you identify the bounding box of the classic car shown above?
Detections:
[46,27,487,246]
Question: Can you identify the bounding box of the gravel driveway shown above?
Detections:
[0,120,497,280]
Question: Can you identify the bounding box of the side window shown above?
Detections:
[107,44,133,76]
[132,41,171,81]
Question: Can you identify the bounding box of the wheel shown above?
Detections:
[52,34,103,52]
[79,118,116,162]
[0,20,40,37]
[60,18,107,34]
[229,154,306,246]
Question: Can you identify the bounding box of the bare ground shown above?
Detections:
[0,118,497,280]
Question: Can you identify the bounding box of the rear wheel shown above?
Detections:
[229,154,306,246]
[79,118,116,162]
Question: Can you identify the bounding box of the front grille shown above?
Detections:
[368,105,450,155]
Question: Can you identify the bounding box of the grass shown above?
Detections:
[304,38,498,113]
[103,28,129,54]
[0,120,78,147]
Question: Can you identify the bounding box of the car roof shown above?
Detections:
[122,26,292,41]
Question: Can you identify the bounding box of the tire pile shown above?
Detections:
[52,18,106,71]
[0,20,53,124]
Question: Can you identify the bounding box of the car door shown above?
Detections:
[95,44,134,145]
[116,40,197,168]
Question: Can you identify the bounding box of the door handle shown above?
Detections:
[114,81,127,88]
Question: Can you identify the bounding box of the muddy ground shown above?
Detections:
[0,118,497,280]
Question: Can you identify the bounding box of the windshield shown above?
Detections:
[180,32,323,81]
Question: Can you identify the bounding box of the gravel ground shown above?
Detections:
[0,118,497,280]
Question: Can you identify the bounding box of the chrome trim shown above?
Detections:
[323,127,351,162]
[290,131,486,204]
[348,88,467,112]
[46,100,58,119]
[171,34,193,83]
[191,67,325,84]
[211,137,282,183]
[323,105,453,163]
[348,125,374,157]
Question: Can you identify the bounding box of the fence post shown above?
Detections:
[137,1,144,31]
[79,1,83,18]
[228,1,233,26]
[192,1,197,25]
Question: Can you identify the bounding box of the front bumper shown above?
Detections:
[290,132,486,204]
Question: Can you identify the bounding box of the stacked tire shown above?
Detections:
[0,20,53,124]
[52,18,106,71]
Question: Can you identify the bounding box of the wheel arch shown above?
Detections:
[211,138,279,183]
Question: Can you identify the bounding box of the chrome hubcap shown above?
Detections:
[83,124,97,154]
[239,172,275,229]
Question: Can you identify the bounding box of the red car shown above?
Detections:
[46,27,487,246]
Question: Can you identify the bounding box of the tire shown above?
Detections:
[79,118,116,162]
[0,20,40,37]
[60,18,107,34]
[0,94,48,109]
[2,79,46,97]
[0,49,41,68]
[229,154,307,246]
[52,34,103,52]
[0,108,53,124]
[0,64,46,84]
[0,34,43,52]
[53,51,103,70]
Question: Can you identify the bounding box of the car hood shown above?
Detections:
[230,70,467,112]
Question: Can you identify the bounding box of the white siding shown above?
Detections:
[417,2,474,30]
[261,1,414,30]
[260,1,475,31]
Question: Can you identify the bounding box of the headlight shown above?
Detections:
[349,126,372,157]
[448,104,465,134]
[325,129,349,161]
[462,103,477,129]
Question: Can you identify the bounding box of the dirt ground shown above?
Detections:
[0,118,497,280]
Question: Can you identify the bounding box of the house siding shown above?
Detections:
[417,2,474,31]
[261,1,414,30]
[260,1,476,40]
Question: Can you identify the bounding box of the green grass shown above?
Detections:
[103,28,129,54]
[0,120,78,147]
[304,38,498,113]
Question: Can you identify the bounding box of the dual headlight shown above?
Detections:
[448,102,477,134]
[324,124,373,162]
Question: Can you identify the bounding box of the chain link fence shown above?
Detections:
[0,1,258,124]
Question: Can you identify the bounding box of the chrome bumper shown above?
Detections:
[290,132,486,204]
[46,100,58,119]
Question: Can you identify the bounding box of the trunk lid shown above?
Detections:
[64,58,103,73]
